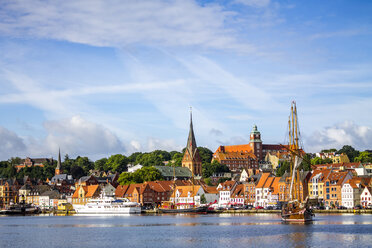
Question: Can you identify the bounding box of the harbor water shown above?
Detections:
[0,213,371,248]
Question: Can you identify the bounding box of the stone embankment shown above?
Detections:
[142,209,372,214]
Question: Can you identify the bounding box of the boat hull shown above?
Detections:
[73,205,141,214]
[281,208,314,222]
[159,206,207,214]
[0,206,39,215]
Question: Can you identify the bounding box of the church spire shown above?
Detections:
[182,108,202,177]
[55,148,62,175]
[186,107,197,155]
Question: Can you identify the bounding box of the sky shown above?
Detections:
[0,0,371,161]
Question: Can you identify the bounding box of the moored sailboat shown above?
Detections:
[281,101,314,222]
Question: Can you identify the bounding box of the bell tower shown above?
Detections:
[182,109,202,177]
[249,125,262,161]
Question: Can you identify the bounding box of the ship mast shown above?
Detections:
[288,101,302,202]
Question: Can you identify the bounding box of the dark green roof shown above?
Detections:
[154,166,192,178]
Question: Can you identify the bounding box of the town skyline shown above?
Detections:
[0,0,371,160]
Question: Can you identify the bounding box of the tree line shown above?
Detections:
[0,147,230,183]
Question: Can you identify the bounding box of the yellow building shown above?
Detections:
[72,185,101,204]
[332,153,350,164]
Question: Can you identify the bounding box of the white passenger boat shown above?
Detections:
[73,197,141,214]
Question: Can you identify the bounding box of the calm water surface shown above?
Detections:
[0,213,371,248]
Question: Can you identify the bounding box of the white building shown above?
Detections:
[171,185,204,208]
[255,173,272,208]
[217,181,237,207]
[309,173,322,199]
[341,179,361,208]
[360,187,372,208]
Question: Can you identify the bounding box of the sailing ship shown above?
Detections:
[159,109,207,214]
[281,101,314,222]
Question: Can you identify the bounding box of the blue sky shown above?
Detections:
[0,0,371,161]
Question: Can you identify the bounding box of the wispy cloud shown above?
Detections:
[309,29,367,40]
[0,0,257,53]
[234,0,271,8]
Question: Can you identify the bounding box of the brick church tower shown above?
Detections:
[55,148,62,176]
[249,125,263,161]
[182,110,202,177]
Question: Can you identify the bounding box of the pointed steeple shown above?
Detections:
[55,148,62,175]
[186,108,198,158]
[182,108,202,177]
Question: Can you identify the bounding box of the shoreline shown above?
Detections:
[143,209,372,214]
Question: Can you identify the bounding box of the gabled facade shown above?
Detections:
[170,185,205,208]
[323,171,352,207]
[360,187,372,208]
[72,185,101,204]
[341,178,362,208]
[217,180,238,207]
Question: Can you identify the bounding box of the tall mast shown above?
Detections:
[288,101,302,201]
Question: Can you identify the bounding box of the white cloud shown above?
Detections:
[305,121,372,152]
[36,115,126,157]
[146,137,183,152]
[0,127,27,160]
[0,0,255,52]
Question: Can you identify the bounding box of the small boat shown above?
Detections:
[0,203,40,215]
[73,197,141,214]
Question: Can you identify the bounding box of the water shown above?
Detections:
[0,213,371,248]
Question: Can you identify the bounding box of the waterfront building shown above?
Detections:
[71,185,101,204]
[23,185,51,206]
[0,179,21,207]
[323,171,352,208]
[341,178,362,208]
[230,184,245,206]
[255,173,280,207]
[360,187,372,208]
[181,111,202,177]
[39,190,61,209]
[242,180,256,205]
[170,185,205,208]
[217,180,238,207]
[201,186,219,205]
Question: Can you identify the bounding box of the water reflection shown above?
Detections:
[0,214,371,248]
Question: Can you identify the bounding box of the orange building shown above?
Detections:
[72,185,101,204]
[323,171,352,208]
[213,125,288,172]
